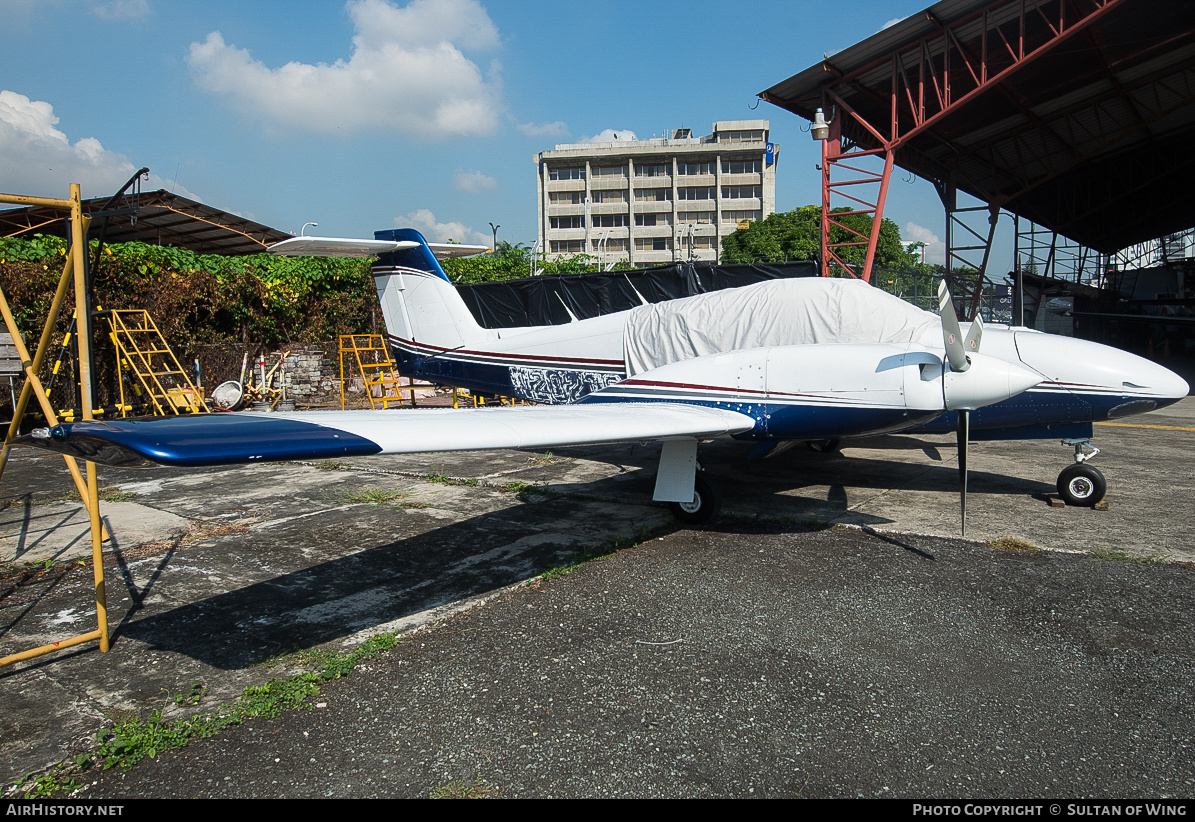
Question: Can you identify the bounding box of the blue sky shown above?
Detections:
[0,0,1009,267]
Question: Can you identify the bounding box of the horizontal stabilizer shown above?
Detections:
[269,236,489,260]
[18,405,756,468]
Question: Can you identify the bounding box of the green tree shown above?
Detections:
[440,241,632,284]
[440,241,532,284]
[721,205,915,270]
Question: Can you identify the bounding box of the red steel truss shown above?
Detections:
[761,0,1195,319]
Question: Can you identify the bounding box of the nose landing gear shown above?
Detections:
[1057,439,1105,507]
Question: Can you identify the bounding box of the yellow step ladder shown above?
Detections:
[103,309,209,415]
[339,334,410,409]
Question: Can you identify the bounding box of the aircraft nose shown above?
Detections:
[1015,331,1189,410]
[1130,358,1190,402]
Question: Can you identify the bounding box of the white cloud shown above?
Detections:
[517,120,567,138]
[880,17,906,30]
[904,221,945,265]
[453,169,496,193]
[0,90,196,200]
[187,0,502,140]
[90,0,150,19]
[395,208,489,245]
[580,128,638,143]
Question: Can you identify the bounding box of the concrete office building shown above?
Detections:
[533,120,777,267]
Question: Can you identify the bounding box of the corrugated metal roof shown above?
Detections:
[760,0,1195,253]
[0,190,291,256]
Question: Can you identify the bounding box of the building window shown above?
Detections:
[550,216,585,229]
[549,191,583,205]
[591,214,628,228]
[721,159,762,174]
[635,237,672,251]
[594,238,629,252]
[718,130,765,143]
[549,166,585,181]
[590,189,627,203]
[634,188,671,202]
[688,236,718,249]
[635,164,669,178]
[635,213,671,227]
[678,186,716,200]
[677,161,716,176]
[721,209,761,224]
[551,240,585,253]
[677,211,715,225]
[721,185,761,200]
[591,165,627,178]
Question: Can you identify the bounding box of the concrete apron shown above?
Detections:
[0,398,1190,786]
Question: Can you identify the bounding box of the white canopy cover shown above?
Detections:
[623,277,939,375]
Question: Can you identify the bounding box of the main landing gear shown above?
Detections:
[668,473,722,525]
[1057,439,1106,507]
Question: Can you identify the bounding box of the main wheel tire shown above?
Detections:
[1057,463,1106,507]
[805,438,842,453]
[668,475,722,525]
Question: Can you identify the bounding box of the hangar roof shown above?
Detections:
[760,0,1195,254]
[0,189,291,256]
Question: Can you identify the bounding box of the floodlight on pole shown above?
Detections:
[811,108,830,141]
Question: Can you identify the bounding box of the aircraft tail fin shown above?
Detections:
[370,228,489,351]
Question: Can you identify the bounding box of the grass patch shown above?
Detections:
[540,525,658,581]
[987,536,1040,554]
[1090,548,1162,565]
[344,487,407,504]
[170,680,206,707]
[316,459,352,471]
[9,633,402,796]
[47,488,136,504]
[527,451,565,466]
[11,766,79,800]
[426,467,479,487]
[500,480,557,501]
[430,777,502,799]
[1,487,138,511]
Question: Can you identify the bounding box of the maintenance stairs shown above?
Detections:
[101,309,208,415]
[339,334,416,409]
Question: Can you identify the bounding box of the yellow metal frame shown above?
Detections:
[104,309,208,415]
[339,334,431,409]
[472,393,532,407]
[0,185,110,665]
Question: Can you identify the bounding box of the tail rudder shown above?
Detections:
[371,229,487,351]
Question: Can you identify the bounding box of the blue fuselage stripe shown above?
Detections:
[394,350,1182,440]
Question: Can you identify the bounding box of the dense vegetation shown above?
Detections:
[720,205,915,269]
[0,234,379,350]
[440,241,631,284]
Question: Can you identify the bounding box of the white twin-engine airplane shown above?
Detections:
[22,228,1188,533]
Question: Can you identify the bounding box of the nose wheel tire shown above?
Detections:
[805,438,842,453]
[1057,463,1106,507]
[668,475,722,525]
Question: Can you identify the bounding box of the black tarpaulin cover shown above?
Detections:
[455,260,817,329]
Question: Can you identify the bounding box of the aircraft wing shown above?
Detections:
[18,404,757,469]
[268,236,489,260]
